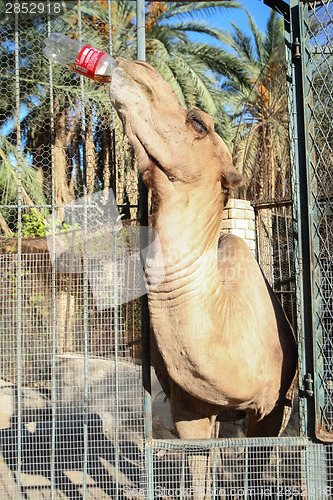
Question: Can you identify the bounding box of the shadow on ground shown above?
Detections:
[0,412,142,499]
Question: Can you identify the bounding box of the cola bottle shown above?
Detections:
[43,33,116,82]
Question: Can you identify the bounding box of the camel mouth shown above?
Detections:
[110,59,155,108]
[115,58,157,86]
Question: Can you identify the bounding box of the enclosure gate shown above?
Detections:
[0,1,333,499]
[292,0,333,443]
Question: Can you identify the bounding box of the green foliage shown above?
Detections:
[223,9,290,202]
[20,212,46,237]
[13,212,80,238]
[0,0,251,234]
[0,1,286,230]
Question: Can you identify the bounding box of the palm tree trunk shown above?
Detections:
[85,116,97,195]
[54,107,75,211]
[0,211,11,235]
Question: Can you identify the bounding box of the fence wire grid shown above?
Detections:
[0,1,333,499]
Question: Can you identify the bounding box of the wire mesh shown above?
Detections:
[255,204,297,331]
[0,1,144,498]
[0,250,145,498]
[149,438,332,500]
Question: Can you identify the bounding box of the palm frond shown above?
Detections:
[0,137,47,209]
[245,9,265,64]
[147,39,187,107]
[264,9,284,57]
[163,2,242,20]
[182,42,250,88]
[230,22,254,61]
[157,20,230,43]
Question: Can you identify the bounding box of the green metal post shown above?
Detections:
[46,2,57,497]
[285,0,329,488]
[297,1,330,444]
[77,4,89,498]
[288,0,315,440]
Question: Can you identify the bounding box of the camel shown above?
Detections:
[109,59,298,443]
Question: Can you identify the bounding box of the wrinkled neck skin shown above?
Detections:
[145,179,242,405]
[146,179,224,304]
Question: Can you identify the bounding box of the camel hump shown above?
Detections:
[217,232,263,288]
[218,232,254,257]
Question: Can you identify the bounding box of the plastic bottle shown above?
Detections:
[43,33,116,83]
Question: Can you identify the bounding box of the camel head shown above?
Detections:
[110,59,242,204]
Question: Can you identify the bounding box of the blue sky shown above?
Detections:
[194,0,273,38]
[214,1,272,33]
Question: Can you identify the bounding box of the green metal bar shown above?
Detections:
[276,445,280,495]
[135,1,154,498]
[299,1,329,443]
[136,0,150,425]
[288,0,315,439]
[136,0,146,62]
[107,0,113,54]
[114,222,120,499]
[180,449,186,500]
[211,449,217,500]
[244,445,248,500]
[107,0,117,200]
[286,1,305,436]
[81,200,89,500]
[106,2,121,497]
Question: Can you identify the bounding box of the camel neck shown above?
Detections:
[145,186,225,303]
[153,186,223,265]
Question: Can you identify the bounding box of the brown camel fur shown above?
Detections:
[110,59,298,441]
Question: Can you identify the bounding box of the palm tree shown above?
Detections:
[220,9,290,202]
[0,14,50,234]
[143,1,249,141]
[0,4,115,231]
[1,0,250,232]
[75,1,248,140]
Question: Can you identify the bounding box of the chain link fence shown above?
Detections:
[0,2,145,498]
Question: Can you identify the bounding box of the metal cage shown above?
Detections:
[0,1,332,499]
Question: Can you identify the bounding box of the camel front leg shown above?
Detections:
[170,384,217,499]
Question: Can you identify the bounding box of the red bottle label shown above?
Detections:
[75,45,106,80]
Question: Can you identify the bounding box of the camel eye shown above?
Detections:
[192,118,207,134]
[186,111,208,137]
